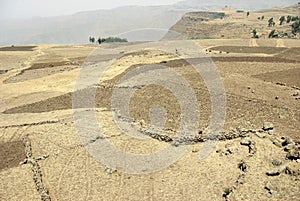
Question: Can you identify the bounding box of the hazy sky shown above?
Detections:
[0,0,182,19]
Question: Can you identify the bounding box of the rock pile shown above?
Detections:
[21,135,51,201]
[240,136,256,156]
[266,163,289,176]
[265,128,300,177]
[223,161,248,200]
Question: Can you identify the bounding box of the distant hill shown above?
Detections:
[0,0,299,45]
[169,3,300,39]
[175,0,299,10]
[0,6,188,45]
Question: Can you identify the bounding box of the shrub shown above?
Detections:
[291,20,300,35]
[268,30,276,38]
[252,29,259,38]
[89,36,95,43]
[209,12,225,19]
[279,16,285,25]
[268,18,275,27]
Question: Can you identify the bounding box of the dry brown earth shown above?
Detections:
[0,38,299,200]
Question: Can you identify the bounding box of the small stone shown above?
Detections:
[225,148,233,155]
[105,167,117,174]
[282,137,294,147]
[266,163,289,176]
[172,141,180,147]
[275,96,279,100]
[272,159,282,166]
[249,143,256,155]
[255,132,266,138]
[240,137,252,146]
[286,162,300,175]
[286,149,300,160]
[263,122,274,131]
[223,188,233,198]
[271,137,283,148]
[238,160,248,172]
[265,182,277,195]
[284,144,296,152]
[292,91,299,97]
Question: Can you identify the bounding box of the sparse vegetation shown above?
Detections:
[247,11,250,17]
[89,36,128,44]
[103,37,128,43]
[209,12,225,19]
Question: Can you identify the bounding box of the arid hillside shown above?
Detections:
[0,38,299,200]
[170,3,300,39]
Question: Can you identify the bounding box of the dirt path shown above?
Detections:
[276,39,286,47]
[249,39,258,47]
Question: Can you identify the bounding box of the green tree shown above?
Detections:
[252,29,259,38]
[268,30,276,38]
[291,20,300,35]
[89,36,95,43]
[268,18,275,27]
[279,16,285,25]
[247,11,250,17]
[261,16,265,20]
[291,16,299,22]
[287,16,292,23]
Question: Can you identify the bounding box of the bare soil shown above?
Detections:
[0,46,37,51]
[253,68,300,88]
[0,141,25,170]
[0,40,300,201]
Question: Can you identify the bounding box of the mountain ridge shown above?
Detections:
[1,0,299,45]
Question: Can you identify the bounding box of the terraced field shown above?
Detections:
[0,39,300,200]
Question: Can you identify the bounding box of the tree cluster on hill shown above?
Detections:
[278,15,299,26]
[268,19,300,38]
[252,15,300,39]
[89,36,128,44]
